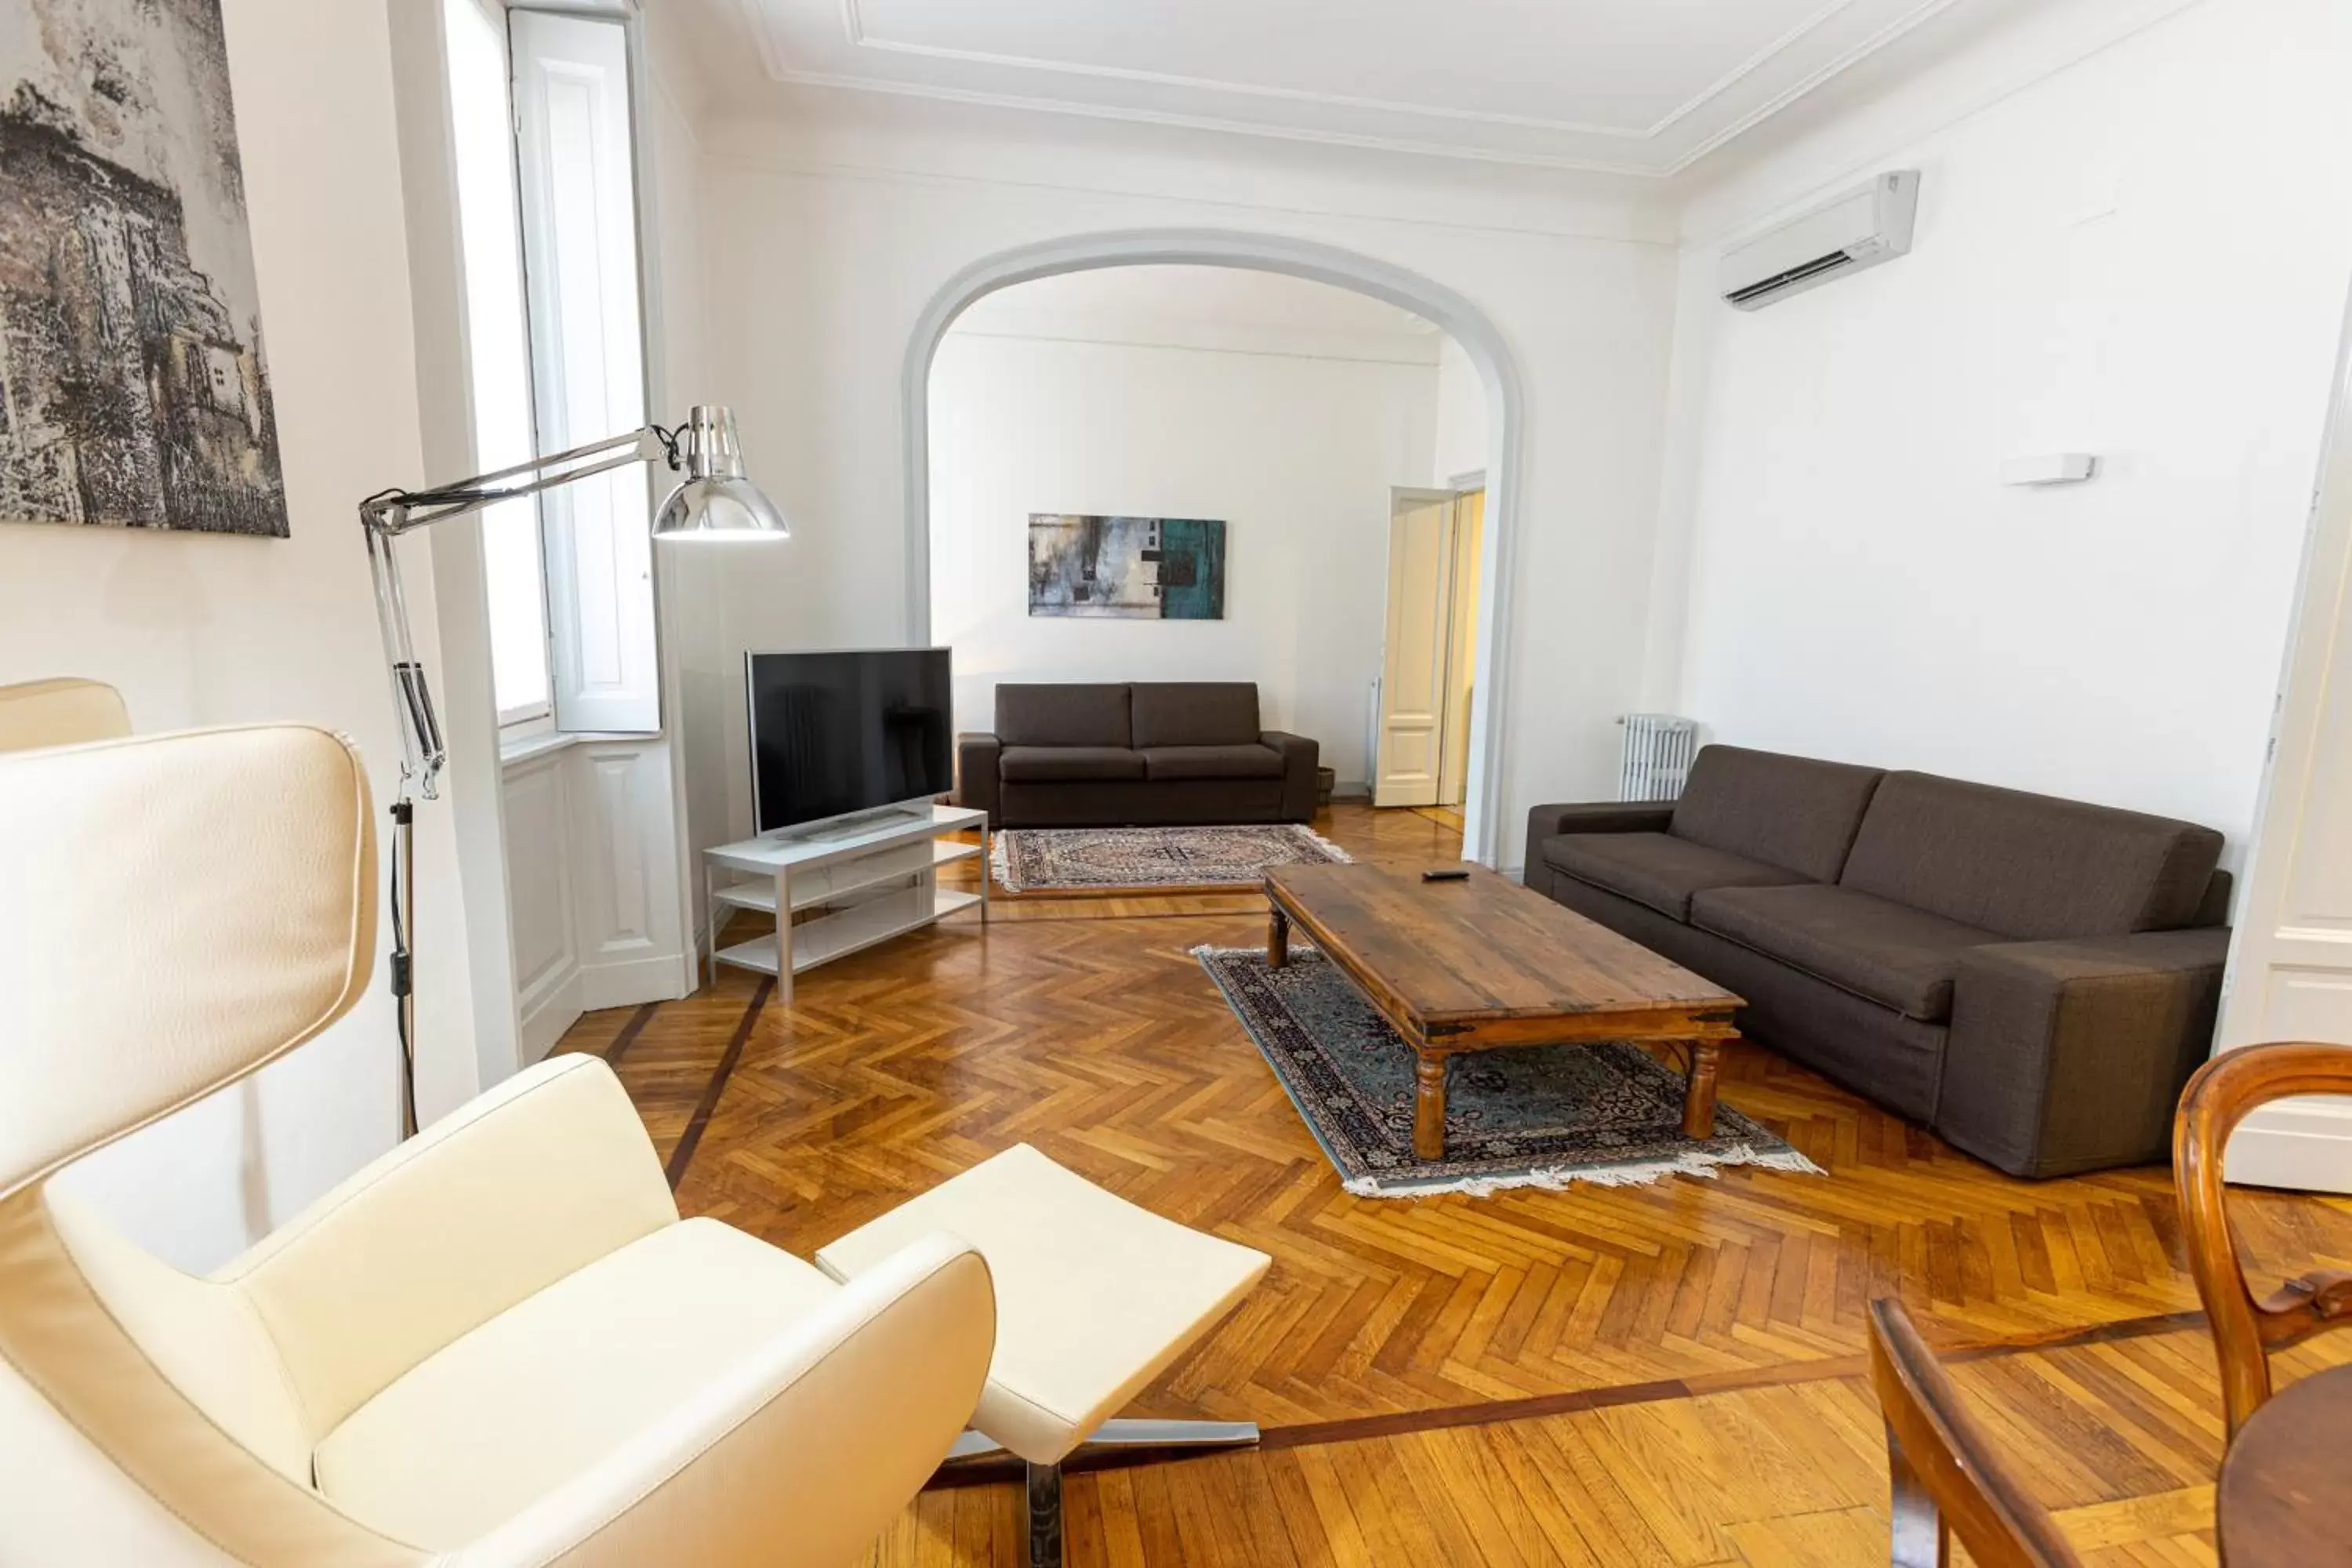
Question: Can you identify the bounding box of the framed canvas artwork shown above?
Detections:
[0,0,288,535]
[1029,514,1226,620]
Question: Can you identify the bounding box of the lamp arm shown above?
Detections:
[357,405,771,1142]
[356,423,677,1142]
[358,425,677,799]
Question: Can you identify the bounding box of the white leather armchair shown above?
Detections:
[0,716,996,1566]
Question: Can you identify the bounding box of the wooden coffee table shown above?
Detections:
[1262,862,1744,1162]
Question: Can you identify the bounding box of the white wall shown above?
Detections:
[691,111,1682,858]
[1661,0,2352,855]
[1431,336,1487,488]
[0,0,480,1269]
[929,275,1446,789]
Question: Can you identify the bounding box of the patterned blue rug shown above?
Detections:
[1196,946,1821,1198]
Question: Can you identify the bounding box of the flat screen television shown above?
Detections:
[746,648,954,835]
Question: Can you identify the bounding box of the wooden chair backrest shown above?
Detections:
[2173,1041,2352,1440]
[1867,1298,2082,1568]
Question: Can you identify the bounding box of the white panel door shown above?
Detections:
[1375,493,1457,808]
[2218,302,2352,1193]
[510,9,659,735]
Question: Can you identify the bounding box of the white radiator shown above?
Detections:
[1618,714,1700,801]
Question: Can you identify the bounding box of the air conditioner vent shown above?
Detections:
[1719,171,1919,310]
[1725,251,1857,307]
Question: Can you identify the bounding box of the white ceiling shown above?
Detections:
[728,0,1998,175]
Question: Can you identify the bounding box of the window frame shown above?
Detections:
[445,0,557,732]
[447,0,665,741]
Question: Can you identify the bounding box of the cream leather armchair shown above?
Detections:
[0,718,995,1566]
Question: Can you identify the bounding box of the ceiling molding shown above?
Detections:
[836,0,1872,140]
[754,69,1669,177]
[1664,0,1969,172]
[736,0,1987,176]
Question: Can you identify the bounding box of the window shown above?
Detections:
[446,0,548,724]
[444,0,659,737]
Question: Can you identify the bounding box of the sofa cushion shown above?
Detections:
[998,745,1145,782]
[996,684,1131,749]
[1691,883,1999,1022]
[1540,832,1808,922]
[1130,683,1261,748]
[1839,772,2226,940]
[1141,743,1283,781]
[1668,746,1885,883]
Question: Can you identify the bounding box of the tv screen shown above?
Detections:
[746,648,953,833]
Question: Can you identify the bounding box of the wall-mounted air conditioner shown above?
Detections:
[1719,170,1920,310]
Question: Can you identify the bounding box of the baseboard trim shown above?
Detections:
[579,951,690,1011]
[518,971,582,1065]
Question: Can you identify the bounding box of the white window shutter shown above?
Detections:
[510,10,659,735]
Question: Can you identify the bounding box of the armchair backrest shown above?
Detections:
[0,724,376,1200]
[0,721,417,1565]
[0,676,131,753]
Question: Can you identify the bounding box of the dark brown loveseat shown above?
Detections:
[957,682,1318,829]
[1525,746,2232,1178]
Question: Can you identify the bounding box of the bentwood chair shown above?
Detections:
[0,722,996,1566]
[1867,1298,2083,1567]
[2174,1042,2352,1440]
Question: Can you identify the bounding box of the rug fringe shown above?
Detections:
[989,830,1016,893]
[1347,1143,1824,1200]
[1305,826,1356,864]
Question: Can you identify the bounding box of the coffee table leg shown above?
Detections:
[1267,904,1290,968]
[1414,1051,1449,1161]
[1682,1040,1721,1138]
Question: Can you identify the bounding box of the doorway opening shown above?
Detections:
[889,236,1515,860]
[1374,484,1485,848]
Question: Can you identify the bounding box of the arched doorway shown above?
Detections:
[900,230,1525,863]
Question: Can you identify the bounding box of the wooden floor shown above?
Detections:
[554,805,2352,1566]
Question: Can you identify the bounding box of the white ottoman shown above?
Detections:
[815,1144,1270,1565]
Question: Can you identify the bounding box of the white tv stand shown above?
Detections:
[703,803,988,1000]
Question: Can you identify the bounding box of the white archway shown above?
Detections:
[902,229,1525,863]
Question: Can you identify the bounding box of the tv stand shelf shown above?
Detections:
[703,804,988,999]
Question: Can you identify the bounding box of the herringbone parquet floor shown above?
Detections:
[555,806,2352,1566]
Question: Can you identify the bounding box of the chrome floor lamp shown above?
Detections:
[361,406,787,1136]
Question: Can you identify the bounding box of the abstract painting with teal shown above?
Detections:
[1028,514,1227,619]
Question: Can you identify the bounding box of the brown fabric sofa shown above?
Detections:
[1523,746,2232,1178]
[957,682,1318,828]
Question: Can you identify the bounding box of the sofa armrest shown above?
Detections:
[473,1234,994,1568]
[956,731,1002,824]
[1261,730,1318,822]
[1940,927,2230,1178]
[1522,800,1677,882]
[220,1054,678,1440]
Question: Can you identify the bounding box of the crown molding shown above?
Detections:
[753,71,1664,176]
[835,0,1868,141]
[730,0,1973,176]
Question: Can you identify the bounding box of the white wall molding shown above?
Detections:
[691,103,1682,249]
[503,735,693,1065]
[898,228,1523,862]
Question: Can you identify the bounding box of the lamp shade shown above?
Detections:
[652,405,789,541]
